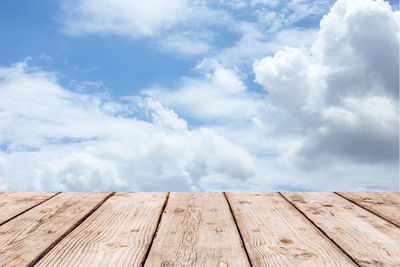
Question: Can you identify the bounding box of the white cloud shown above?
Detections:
[141,0,398,191]
[251,0,279,8]
[58,0,230,56]
[158,30,214,56]
[58,0,231,56]
[219,0,248,9]
[56,0,334,59]
[313,0,400,100]
[144,59,264,121]
[59,0,189,37]
[0,61,255,191]
[253,0,399,171]
[284,0,335,24]
[252,0,335,33]
[217,21,318,67]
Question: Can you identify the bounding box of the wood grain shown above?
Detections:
[0,192,111,267]
[145,192,250,267]
[336,192,400,227]
[0,192,58,225]
[226,192,355,266]
[36,192,168,267]
[282,192,400,266]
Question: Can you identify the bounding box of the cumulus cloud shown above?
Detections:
[253,0,399,170]
[135,0,398,191]
[0,60,255,191]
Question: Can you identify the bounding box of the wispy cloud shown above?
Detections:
[57,0,230,56]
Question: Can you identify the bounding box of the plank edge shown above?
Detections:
[141,192,170,266]
[29,192,115,267]
[224,192,254,267]
[0,192,61,227]
[279,192,360,266]
[334,192,400,228]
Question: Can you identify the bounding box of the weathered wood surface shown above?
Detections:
[336,192,400,227]
[0,192,58,225]
[0,192,398,267]
[226,192,355,266]
[144,192,250,267]
[36,192,168,267]
[0,192,111,267]
[282,192,400,267]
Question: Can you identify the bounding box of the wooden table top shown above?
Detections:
[0,192,399,266]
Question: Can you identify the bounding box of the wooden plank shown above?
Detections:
[226,192,355,266]
[0,192,58,225]
[282,192,400,266]
[0,192,111,267]
[36,192,168,267]
[145,192,250,267]
[336,192,400,227]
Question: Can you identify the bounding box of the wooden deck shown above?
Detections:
[0,192,399,266]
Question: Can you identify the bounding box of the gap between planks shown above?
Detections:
[223,192,253,267]
[0,192,61,227]
[29,192,116,266]
[3,192,395,267]
[278,192,361,267]
[33,192,171,267]
[281,192,400,266]
[334,192,400,228]
[144,192,250,266]
[140,192,170,266]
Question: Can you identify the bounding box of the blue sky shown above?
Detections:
[0,0,399,191]
[1,0,193,96]
[0,0,339,96]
